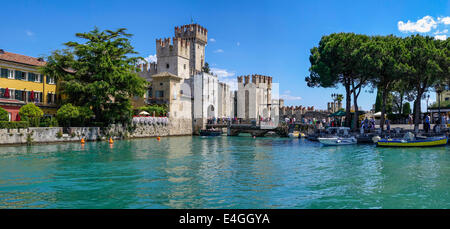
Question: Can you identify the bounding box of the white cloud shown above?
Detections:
[280,94,302,101]
[434,29,448,35]
[438,16,450,25]
[213,49,224,53]
[398,15,437,33]
[211,67,235,78]
[209,38,216,42]
[218,78,238,91]
[144,54,157,63]
[280,90,302,101]
[25,30,34,37]
[435,34,447,40]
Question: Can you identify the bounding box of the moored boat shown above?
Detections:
[318,137,357,146]
[376,136,448,147]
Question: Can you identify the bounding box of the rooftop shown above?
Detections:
[0,49,46,67]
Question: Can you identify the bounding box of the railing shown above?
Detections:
[132,116,169,125]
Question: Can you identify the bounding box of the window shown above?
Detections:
[160,83,163,86]
[15,70,25,80]
[15,90,24,101]
[166,63,169,69]
[184,64,186,69]
[156,90,164,98]
[8,70,13,79]
[46,76,55,84]
[28,73,36,82]
[0,68,7,78]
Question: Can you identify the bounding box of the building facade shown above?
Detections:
[0,50,57,121]
[136,23,277,134]
[236,74,273,120]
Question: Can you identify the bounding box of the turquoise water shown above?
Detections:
[0,136,449,209]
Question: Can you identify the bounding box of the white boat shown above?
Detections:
[318,136,357,146]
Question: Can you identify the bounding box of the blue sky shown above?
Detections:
[1,0,449,111]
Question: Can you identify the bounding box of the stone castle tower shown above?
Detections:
[174,24,208,75]
[155,37,191,79]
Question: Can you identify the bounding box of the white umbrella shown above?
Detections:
[139,111,150,115]
[374,112,382,117]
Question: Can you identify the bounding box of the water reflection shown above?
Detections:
[0,138,449,208]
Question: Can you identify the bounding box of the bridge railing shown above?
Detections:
[260,120,278,129]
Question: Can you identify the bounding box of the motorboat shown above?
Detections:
[376,132,448,147]
[199,129,223,136]
[317,127,357,146]
[318,136,357,146]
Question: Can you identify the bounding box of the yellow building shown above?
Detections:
[0,49,57,121]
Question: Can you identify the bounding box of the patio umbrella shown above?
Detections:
[139,111,150,116]
[30,91,35,101]
[4,88,9,98]
[329,110,346,117]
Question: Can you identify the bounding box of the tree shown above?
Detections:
[363,35,405,130]
[202,62,210,74]
[56,103,79,127]
[56,103,94,127]
[41,28,148,126]
[306,33,368,129]
[403,102,411,115]
[19,103,44,127]
[0,107,8,121]
[403,35,447,132]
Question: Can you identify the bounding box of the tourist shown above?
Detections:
[385,119,391,135]
[425,114,431,133]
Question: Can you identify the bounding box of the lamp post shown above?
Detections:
[426,94,430,122]
[435,83,443,125]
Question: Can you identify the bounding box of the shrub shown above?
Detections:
[0,121,30,129]
[138,104,167,117]
[57,103,94,127]
[39,116,59,127]
[19,103,44,127]
[56,103,79,127]
[0,107,8,121]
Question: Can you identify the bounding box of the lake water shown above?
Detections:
[0,136,449,209]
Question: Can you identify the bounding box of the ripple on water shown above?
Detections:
[0,137,449,208]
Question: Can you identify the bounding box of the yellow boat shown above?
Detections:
[376,136,448,147]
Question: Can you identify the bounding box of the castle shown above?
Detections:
[137,23,278,134]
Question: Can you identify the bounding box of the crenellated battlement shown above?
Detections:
[174,24,208,44]
[237,74,272,88]
[137,62,157,75]
[156,37,190,59]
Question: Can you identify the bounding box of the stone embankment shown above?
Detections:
[0,117,192,145]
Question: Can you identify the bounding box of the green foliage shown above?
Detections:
[138,104,167,117]
[39,116,59,127]
[19,103,44,127]
[0,107,8,121]
[0,121,29,129]
[430,100,450,109]
[202,62,211,74]
[306,33,371,128]
[56,103,94,127]
[403,102,412,115]
[41,27,148,126]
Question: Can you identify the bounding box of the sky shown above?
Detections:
[1,0,449,111]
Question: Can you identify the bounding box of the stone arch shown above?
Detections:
[207,104,215,118]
